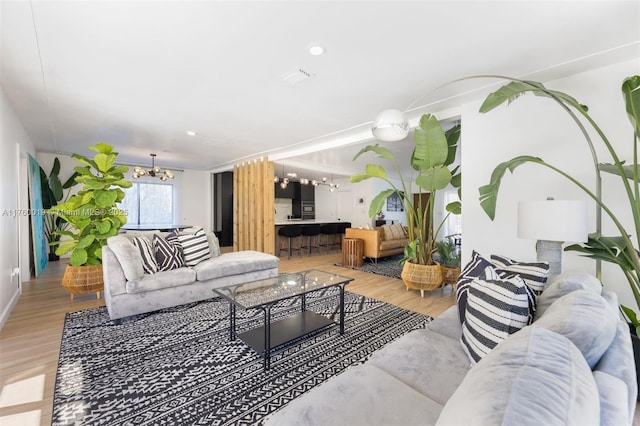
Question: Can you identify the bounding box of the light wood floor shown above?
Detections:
[0,251,455,425]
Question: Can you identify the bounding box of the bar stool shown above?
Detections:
[320,223,339,253]
[336,222,351,244]
[278,225,303,260]
[301,224,321,256]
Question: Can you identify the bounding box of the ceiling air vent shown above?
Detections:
[282,67,315,85]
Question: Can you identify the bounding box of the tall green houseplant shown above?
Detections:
[40,157,79,259]
[351,114,461,266]
[477,76,640,323]
[50,143,131,266]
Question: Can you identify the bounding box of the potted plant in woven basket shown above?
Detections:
[435,236,461,288]
[351,115,461,296]
[49,143,131,299]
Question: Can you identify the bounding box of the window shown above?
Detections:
[118,182,173,225]
[442,190,462,239]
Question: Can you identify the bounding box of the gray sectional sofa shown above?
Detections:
[266,272,637,425]
[102,230,279,321]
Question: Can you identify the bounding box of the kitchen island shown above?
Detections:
[275,220,351,257]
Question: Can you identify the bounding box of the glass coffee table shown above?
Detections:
[213,269,354,370]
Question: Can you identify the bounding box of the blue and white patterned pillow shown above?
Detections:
[131,236,158,274]
[153,231,185,271]
[177,227,211,266]
[460,273,531,364]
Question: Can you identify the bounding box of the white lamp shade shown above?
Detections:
[518,200,589,242]
[372,109,409,141]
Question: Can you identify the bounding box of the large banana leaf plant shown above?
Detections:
[477,75,640,327]
[48,143,131,266]
[40,157,79,256]
[351,114,461,265]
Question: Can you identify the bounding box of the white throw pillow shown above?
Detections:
[106,236,144,281]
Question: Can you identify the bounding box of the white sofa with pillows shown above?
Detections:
[102,227,279,321]
[266,251,637,425]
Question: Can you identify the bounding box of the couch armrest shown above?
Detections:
[593,320,637,423]
[102,246,128,297]
[345,228,382,258]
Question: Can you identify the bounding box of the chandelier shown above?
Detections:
[312,175,340,191]
[274,165,310,188]
[132,154,175,181]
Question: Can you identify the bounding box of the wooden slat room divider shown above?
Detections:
[233,158,275,254]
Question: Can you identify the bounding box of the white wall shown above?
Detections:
[1,89,36,329]
[173,169,212,230]
[343,177,375,228]
[461,59,639,309]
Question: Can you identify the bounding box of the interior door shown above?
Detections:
[337,191,353,223]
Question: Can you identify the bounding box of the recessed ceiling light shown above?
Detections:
[186,130,198,136]
[308,45,325,56]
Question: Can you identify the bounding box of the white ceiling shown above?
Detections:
[2,1,639,179]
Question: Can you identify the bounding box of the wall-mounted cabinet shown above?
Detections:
[274,181,295,199]
[274,182,315,217]
[300,184,314,201]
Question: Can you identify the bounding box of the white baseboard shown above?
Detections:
[0,286,21,331]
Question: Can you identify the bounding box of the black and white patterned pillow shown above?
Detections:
[131,236,158,275]
[177,227,211,266]
[491,254,550,295]
[456,251,496,324]
[153,231,185,271]
[460,273,531,364]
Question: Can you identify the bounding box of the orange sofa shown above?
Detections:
[345,223,409,260]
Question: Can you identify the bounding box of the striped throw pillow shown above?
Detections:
[153,231,185,271]
[131,236,158,275]
[460,274,531,364]
[491,254,550,295]
[456,251,496,324]
[177,227,211,266]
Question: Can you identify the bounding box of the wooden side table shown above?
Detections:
[342,238,364,268]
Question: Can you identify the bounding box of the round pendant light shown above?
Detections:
[371,109,409,141]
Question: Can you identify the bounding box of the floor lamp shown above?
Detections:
[518,198,588,280]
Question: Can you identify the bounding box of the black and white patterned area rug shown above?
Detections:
[357,254,404,279]
[53,288,431,425]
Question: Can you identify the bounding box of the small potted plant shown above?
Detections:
[435,236,461,287]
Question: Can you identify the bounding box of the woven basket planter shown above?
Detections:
[401,261,443,297]
[61,264,104,300]
[441,265,461,288]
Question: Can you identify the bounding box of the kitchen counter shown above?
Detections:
[275,220,345,226]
